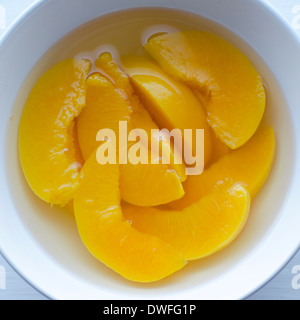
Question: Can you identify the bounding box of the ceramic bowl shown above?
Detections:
[0,0,300,300]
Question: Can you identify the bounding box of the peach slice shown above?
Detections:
[169,126,275,209]
[77,73,132,161]
[145,31,266,149]
[19,59,91,206]
[95,52,186,182]
[120,55,212,166]
[73,151,186,282]
[123,182,250,260]
[77,72,185,207]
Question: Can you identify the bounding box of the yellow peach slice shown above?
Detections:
[170,126,275,209]
[77,72,185,207]
[77,73,132,160]
[123,182,250,260]
[96,52,187,182]
[19,59,91,206]
[145,31,266,149]
[120,55,212,166]
[73,151,186,282]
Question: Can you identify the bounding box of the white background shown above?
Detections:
[0,0,300,300]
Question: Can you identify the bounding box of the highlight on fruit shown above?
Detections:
[18,29,275,283]
[96,121,205,176]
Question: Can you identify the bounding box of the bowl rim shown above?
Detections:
[1,0,300,300]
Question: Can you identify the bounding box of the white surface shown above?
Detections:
[0,0,300,300]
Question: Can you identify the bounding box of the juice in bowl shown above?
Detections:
[1,1,298,300]
[15,7,279,282]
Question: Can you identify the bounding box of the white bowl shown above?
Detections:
[0,0,300,300]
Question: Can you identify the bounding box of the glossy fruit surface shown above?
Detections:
[19,59,90,205]
[145,31,266,149]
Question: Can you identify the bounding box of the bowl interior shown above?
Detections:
[1,1,299,300]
